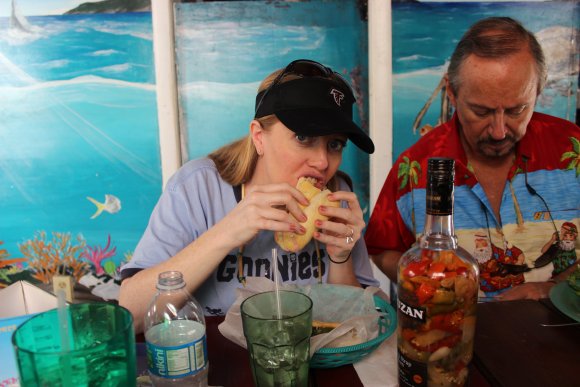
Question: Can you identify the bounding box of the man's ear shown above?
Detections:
[250,120,264,156]
[444,74,457,108]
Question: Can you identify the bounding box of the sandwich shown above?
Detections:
[274,177,340,252]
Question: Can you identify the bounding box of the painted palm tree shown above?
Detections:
[398,156,421,236]
[561,136,580,177]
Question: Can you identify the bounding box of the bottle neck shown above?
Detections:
[419,213,457,250]
[420,164,456,250]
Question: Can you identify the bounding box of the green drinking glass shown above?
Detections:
[12,302,136,387]
[241,291,313,387]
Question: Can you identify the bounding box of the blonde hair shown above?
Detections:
[208,68,347,190]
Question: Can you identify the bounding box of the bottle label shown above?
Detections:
[398,298,427,323]
[398,351,427,386]
[146,335,208,378]
[426,189,452,215]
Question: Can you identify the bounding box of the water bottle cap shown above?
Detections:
[156,271,186,290]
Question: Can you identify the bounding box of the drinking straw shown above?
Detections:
[57,289,73,385]
[272,248,282,319]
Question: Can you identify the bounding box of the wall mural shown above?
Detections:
[392,0,579,159]
[0,0,577,300]
[174,0,371,211]
[0,0,158,298]
[173,0,578,211]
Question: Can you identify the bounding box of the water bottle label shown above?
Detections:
[146,335,208,378]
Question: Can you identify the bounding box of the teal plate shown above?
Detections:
[310,295,396,368]
[549,282,580,323]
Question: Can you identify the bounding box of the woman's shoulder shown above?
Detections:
[165,158,226,192]
[334,170,354,192]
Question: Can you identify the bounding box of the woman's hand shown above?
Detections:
[220,183,309,248]
[312,190,365,262]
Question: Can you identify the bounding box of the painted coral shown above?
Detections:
[0,241,29,288]
[19,231,90,284]
[0,241,8,261]
[81,234,117,276]
[101,250,131,281]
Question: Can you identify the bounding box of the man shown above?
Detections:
[365,17,579,300]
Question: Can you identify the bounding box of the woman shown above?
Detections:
[119,59,378,333]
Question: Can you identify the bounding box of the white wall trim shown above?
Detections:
[368,0,392,209]
[151,0,181,188]
[368,0,393,293]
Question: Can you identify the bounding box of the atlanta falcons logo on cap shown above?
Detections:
[330,88,344,106]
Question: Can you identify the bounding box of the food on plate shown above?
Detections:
[312,320,340,335]
[275,177,340,252]
[567,264,580,296]
[312,320,365,347]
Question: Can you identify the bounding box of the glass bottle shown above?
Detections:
[397,157,479,387]
[145,271,209,387]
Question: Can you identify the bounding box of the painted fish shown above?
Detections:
[87,194,121,219]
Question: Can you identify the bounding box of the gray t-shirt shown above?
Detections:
[122,157,379,316]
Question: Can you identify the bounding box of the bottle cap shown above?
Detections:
[427,157,455,180]
[157,271,186,290]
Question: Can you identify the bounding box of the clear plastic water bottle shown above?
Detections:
[145,271,209,387]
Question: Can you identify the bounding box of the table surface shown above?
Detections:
[202,298,578,387]
[473,298,579,387]
[134,296,578,387]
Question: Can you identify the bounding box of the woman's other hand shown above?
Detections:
[312,190,365,263]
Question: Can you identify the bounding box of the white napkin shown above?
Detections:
[218,277,381,355]
[352,333,398,387]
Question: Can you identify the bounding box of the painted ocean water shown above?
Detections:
[0,12,161,263]
[0,1,577,267]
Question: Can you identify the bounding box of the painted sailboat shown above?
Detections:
[10,0,33,33]
[412,75,452,137]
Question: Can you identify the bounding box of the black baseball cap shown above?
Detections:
[254,72,375,154]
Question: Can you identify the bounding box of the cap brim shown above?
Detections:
[276,108,375,154]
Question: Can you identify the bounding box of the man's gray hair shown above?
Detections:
[447,17,547,96]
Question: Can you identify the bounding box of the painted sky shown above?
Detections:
[1,0,551,18]
[0,0,85,17]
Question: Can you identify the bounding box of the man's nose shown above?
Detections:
[489,111,507,140]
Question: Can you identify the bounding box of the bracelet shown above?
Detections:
[328,250,352,264]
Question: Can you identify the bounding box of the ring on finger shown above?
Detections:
[346,236,354,244]
[347,227,354,237]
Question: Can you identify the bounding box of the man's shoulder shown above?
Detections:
[530,112,579,133]
[523,112,580,152]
